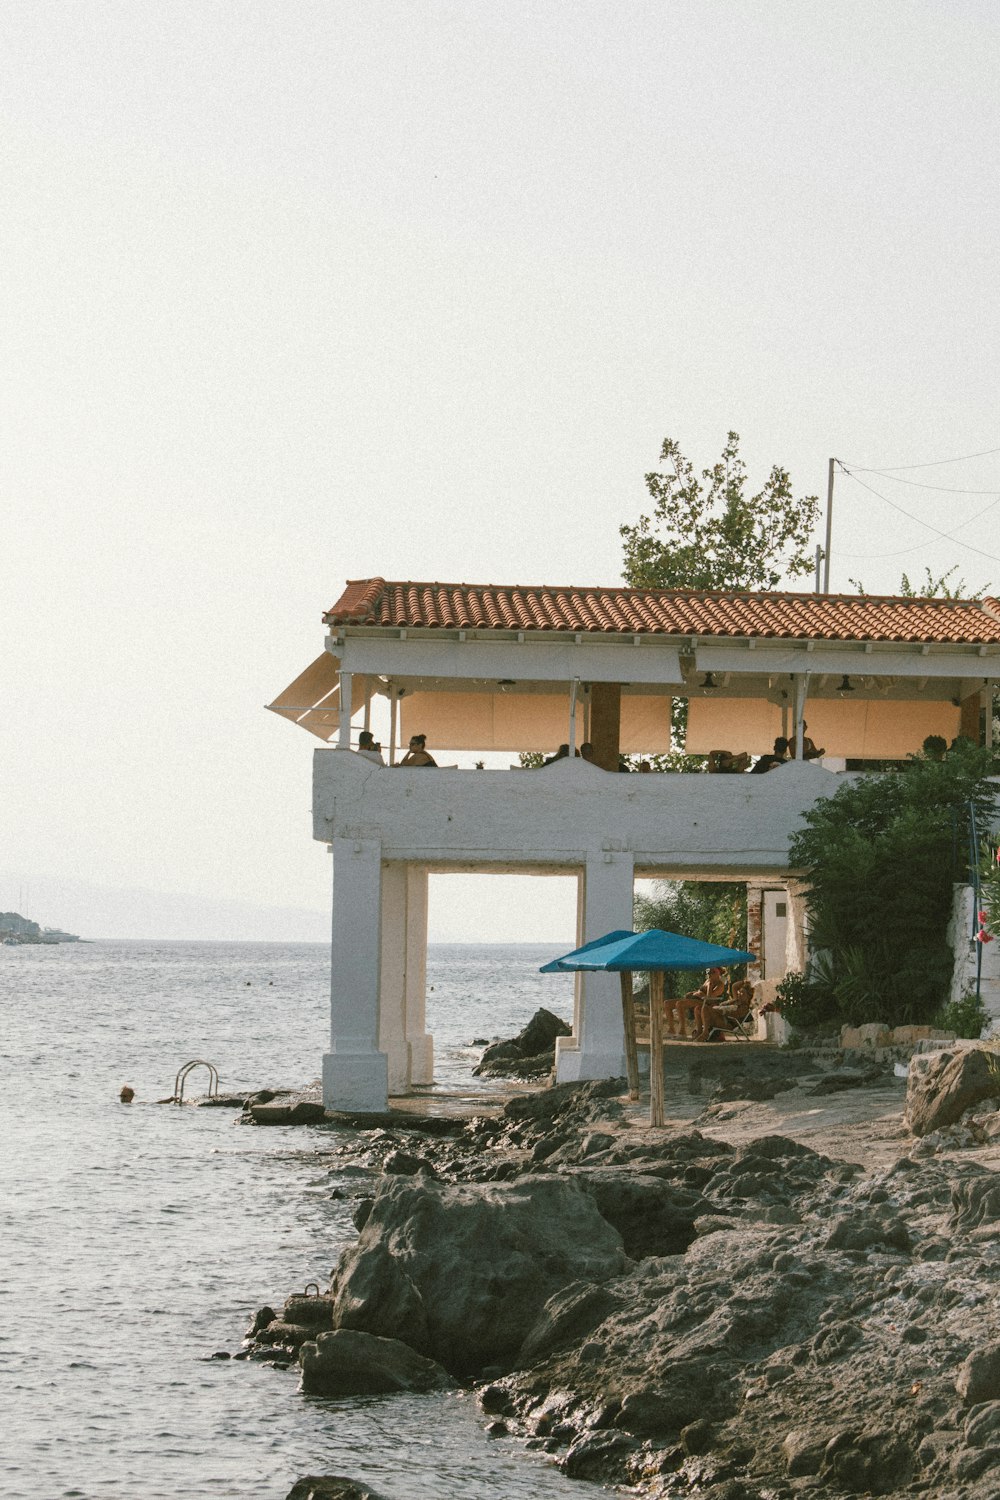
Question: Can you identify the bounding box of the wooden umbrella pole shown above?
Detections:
[649,970,665,1128]
[619,971,640,1101]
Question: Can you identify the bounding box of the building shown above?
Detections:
[270,579,1000,1111]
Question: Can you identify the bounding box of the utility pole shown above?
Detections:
[822,457,837,593]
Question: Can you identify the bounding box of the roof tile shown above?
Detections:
[322,579,1000,646]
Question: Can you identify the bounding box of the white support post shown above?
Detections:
[337,671,353,749]
[568,678,579,755]
[388,681,397,765]
[556,848,634,1083]
[793,674,807,759]
[378,863,411,1093]
[403,865,433,1084]
[377,862,432,1093]
[322,836,389,1112]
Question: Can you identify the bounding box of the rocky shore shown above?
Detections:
[240,1043,1000,1499]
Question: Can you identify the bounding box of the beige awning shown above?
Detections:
[686,695,961,758]
[400,689,673,753]
[267,654,343,741]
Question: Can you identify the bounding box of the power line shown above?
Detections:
[838,467,1000,567]
[843,444,1000,472]
[840,472,1000,496]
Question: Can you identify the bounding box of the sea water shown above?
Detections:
[0,940,611,1500]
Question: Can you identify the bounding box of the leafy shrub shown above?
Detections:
[775,970,840,1033]
[788,743,998,1029]
[933,992,987,1040]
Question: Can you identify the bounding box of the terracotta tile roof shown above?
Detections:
[323,578,1000,646]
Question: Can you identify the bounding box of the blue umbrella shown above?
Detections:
[541,928,756,1126]
[541,928,754,973]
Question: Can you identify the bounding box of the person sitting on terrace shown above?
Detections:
[694,978,755,1042]
[707,749,752,773]
[544,743,570,765]
[750,736,789,773]
[790,722,825,760]
[356,730,385,764]
[579,742,596,763]
[664,967,726,1038]
[399,733,437,767]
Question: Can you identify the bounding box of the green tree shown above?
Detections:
[788,743,998,1027]
[634,880,747,996]
[620,431,821,593]
[849,564,989,599]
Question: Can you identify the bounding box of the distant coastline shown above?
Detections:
[0,911,80,945]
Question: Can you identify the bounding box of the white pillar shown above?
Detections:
[568,678,579,755]
[378,863,411,1094]
[793,674,806,759]
[322,836,389,1112]
[403,865,433,1084]
[338,671,353,749]
[378,863,433,1092]
[555,848,634,1082]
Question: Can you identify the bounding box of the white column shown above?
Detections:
[793,674,806,759]
[378,863,411,1094]
[338,671,353,749]
[322,836,389,1112]
[555,848,634,1082]
[377,863,433,1093]
[403,865,433,1084]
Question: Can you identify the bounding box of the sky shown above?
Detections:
[3,0,1000,941]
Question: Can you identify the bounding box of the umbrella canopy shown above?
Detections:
[540,928,755,973]
[539,930,634,972]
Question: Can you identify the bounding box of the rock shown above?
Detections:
[782,1427,829,1476]
[248,1096,327,1125]
[957,1343,1000,1404]
[905,1049,1000,1137]
[808,1067,885,1095]
[519,1281,621,1364]
[515,1008,572,1056]
[680,1417,714,1454]
[245,1304,277,1338]
[950,1176,1000,1235]
[284,1294,335,1327]
[299,1328,453,1397]
[352,1197,375,1231]
[329,1173,626,1374]
[965,1401,1000,1447]
[570,1169,707,1258]
[825,1212,911,1254]
[614,1371,725,1438]
[382,1150,436,1177]
[474,1009,571,1076]
[256,1320,317,1350]
[285,1477,392,1500]
[841,1022,892,1049]
[562,1430,641,1480]
[952,1446,1000,1483]
[821,1430,914,1493]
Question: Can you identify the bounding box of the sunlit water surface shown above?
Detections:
[0,940,610,1499]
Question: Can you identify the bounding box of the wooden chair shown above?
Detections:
[700,980,756,1042]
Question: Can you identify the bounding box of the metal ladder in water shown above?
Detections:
[172,1059,220,1104]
